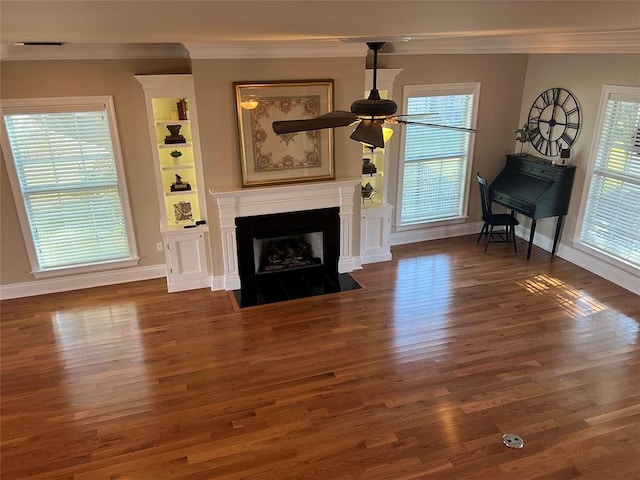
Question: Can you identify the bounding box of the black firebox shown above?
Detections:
[233,207,360,307]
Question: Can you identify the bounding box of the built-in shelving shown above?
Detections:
[135,74,211,292]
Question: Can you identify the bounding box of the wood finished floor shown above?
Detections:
[1,236,639,480]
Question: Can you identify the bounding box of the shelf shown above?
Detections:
[362,172,380,178]
[164,189,198,197]
[158,142,193,149]
[155,120,189,126]
[161,164,195,171]
[160,223,209,234]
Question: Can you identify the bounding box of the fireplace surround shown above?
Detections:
[236,207,339,283]
[210,179,360,291]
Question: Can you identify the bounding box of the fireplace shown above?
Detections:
[210,179,361,294]
[236,207,339,285]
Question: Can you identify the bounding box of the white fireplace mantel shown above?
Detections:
[209,179,360,290]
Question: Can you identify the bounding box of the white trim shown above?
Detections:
[0,264,167,300]
[361,251,392,264]
[0,96,139,277]
[0,43,188,61]
[386,30,640,55]
[395,82,480,230]
[184,40,367,59]
[573,85,640,271]
[1,30,637,61]
[572,240,640,279]
[514,225,639,296]
[167,275,212,293]
[563,245,640,296]
[210,179,360,291]
[391,221,483,246]
[31,258,140,279]
[211,274,226,291]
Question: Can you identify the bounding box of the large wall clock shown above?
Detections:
[527,87,581,157]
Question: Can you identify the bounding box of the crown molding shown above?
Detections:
[1,30,637,61]
[0,43,189,61]
[184,40,367,59]
[389,30,640,55]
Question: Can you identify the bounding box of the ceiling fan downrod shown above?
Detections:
[366,41,385,101]
[350,41,397,118]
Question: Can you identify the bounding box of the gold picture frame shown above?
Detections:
[234,80,335,187]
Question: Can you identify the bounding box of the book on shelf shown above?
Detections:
[177,99,188,121]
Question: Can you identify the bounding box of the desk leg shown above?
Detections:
[527,219,537,260]
[552,215,565,257]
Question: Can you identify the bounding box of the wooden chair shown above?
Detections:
[476,172,519,253]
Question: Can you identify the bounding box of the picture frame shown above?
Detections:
[234,80,335,187]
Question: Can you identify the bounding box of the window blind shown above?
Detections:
[580,93,640,268]
[400,93,474,225]
[4,109,132,270]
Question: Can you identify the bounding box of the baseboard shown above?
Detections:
[391,221,483,246]
[211,275,226,291]
[515,225,639,295]
[0,264,167,300]
[167,276,212,293]
[338,256,357,275]
[4,226,635,298]
[361,251,393,265]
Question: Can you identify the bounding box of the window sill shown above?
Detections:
[395,216,468,232]
[32,257,141,279]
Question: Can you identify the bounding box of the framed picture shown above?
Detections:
[234,80,335,187]
[173,201,193,223]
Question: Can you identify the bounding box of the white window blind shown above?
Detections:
[2,98,137,273]
[399,85,477,226]
[579,88,640,268]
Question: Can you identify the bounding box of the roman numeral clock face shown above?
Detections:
[527,87,581,157]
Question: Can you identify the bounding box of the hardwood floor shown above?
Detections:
[1,236,638,479]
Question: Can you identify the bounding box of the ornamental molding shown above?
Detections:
[1,31,638,61]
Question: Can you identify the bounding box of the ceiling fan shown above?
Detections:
[272,41,476,149]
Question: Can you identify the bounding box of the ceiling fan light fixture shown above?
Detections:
[382,127,394,143]
[350,98,397,117]
[361,126,394,150]
[271,40,476,147]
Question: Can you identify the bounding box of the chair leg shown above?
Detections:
[512,225,518,254]
[477,223,488,243]
[484,225,493,252]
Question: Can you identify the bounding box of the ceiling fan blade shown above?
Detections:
[350,120,384,148]
[388,113,438,122]
[396,119,476,133]
[273,111,358,134]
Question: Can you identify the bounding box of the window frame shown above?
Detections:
[573,84,640,276]
[395,82,480,230]
[1,96,139,278]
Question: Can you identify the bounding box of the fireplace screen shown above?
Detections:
[254,231,323,273]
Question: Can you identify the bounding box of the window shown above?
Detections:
[576,85,640,272]
[1,96,138,277]
[397,83,479,227]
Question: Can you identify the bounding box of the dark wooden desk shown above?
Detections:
[490,154,575,259]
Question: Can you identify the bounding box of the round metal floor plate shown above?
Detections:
[502,433,524,449]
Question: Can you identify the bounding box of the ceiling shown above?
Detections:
[1,1,639,60]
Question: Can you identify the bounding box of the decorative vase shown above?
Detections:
[167,124,181,136]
